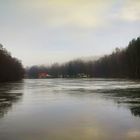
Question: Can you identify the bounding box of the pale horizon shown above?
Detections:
[0,0,140,66]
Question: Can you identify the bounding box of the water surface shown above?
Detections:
[0,79,140,140]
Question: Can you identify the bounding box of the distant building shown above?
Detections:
[78,73,88,78]
[38,72,49,78]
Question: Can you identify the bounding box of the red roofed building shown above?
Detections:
[38,72,48,78]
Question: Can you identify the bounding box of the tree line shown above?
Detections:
[26,36,140,79]
[0,44,24,82]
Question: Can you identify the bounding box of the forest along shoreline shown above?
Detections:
[0,44,24,83]
[0,36,140,82]
[26,37,140,80]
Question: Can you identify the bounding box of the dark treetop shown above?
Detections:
[27,36,140,79]
[0,44,24,82]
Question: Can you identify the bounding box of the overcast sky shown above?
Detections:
[0,0,140,66]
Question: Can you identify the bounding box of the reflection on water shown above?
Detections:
[0,82,23,118]
[0,79,140,140]
[96,87,140,117]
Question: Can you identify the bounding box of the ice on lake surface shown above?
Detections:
[0,78,140,140]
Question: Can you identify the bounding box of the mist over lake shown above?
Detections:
[0,0,140,139]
